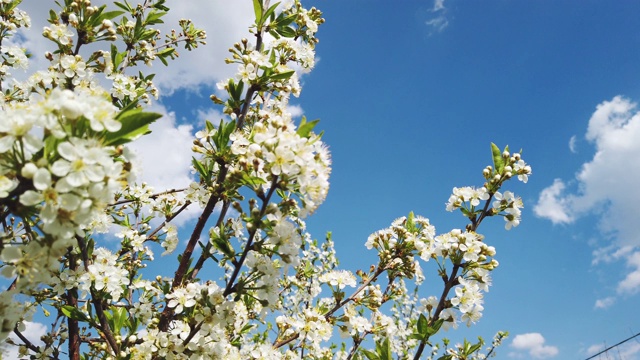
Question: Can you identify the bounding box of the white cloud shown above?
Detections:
[510,333,559,359]
[618,251,640,294]
[569,135,577,153]
[146,1,255,93]
[535,96,640,293]
[591,244,633,265]
[533,179,574,224]
[433,0,446,12]
[594,296,615,309]
[12,1,254,93]
[288,104,304,118]
[535,96,640,242]
[128,103,194,192]
[1,321,47,359]
[197,107,226,127]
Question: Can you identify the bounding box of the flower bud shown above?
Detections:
[21,163,38,179]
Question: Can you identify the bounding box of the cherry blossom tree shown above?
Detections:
[0,0,531,359]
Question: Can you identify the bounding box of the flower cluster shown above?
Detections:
[228,113,331,214]
[0,87,130,342]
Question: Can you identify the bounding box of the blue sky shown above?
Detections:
[4,0,640,359]
[296,1,640,358]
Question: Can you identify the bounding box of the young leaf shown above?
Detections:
[297,117,320,138]
[61,305,91,323]
[417,313,428,336]
[361,349,379,360]
[252,0,263,24]
[406,211,416,232]
[103,109,162,146]
[96,10,125,22]
[376,338,392,360]
[262,2,280,25]
[113,1,131,12]
[491,142,504,173]
[270,70,295,81]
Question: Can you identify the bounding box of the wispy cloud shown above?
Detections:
[586,340,640,359]
[509,332,559,359]
[535,96,640,294]
[433,0,446,12]
[426,0,450,33]
[594,296,615,309]
[569,135,577,153]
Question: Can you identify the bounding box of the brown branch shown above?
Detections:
[412,263,461,360]
[273,264,389,349]
[12,326,40,353]
[109,188,187,207]
[223,177,279,297]
[157,179,226,331]
[66,250,80,360]
[188,200,230,281]
[75,235,120,356]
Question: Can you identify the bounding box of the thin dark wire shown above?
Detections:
[585,331,640,360]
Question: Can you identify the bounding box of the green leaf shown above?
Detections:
[213,119,236,151]
[376,338,392,360]
[270,70,295,81]
[103,109,162,146]
[113,1,131,12]
[491,142,504,173]
[468,342,482,354]
[240,173,267,187]
[276,25,296,38]
[417,313,428,336]
[361,349,379,360]
[96,10,125,22]
[192,158,211,184]
[262,2,280,24]
[436,355,453,360]
[61,305,90,322]
[273,13,297,27]
[406,211,416,232]
[105,306,129,332]
[210,230,234,259]
[427,318,445,336]
[146,11,166,25]
[252,0,263,24]
[297,117,319,138]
